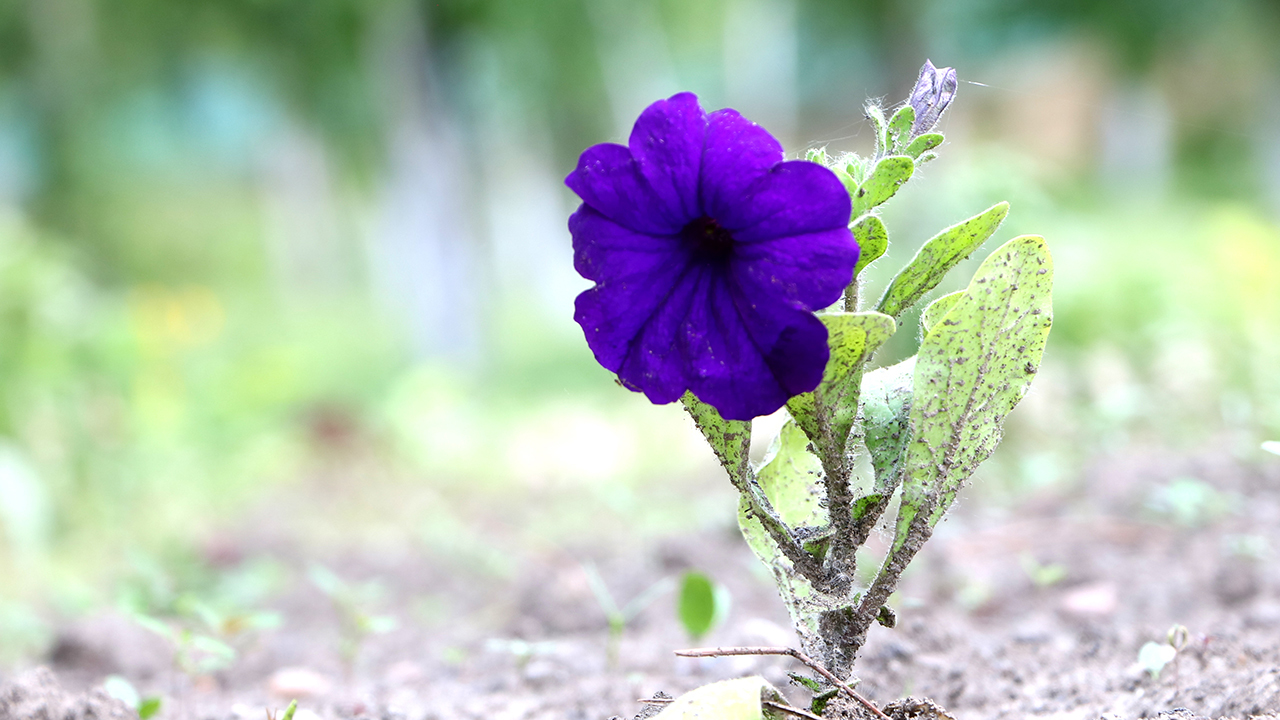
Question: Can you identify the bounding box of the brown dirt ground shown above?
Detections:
[3,444,1280,720]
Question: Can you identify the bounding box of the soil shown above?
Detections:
[3,443,1280,720]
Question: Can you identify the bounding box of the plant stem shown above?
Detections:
[844,275,860,312]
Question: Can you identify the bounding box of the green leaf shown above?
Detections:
[682,393,751,480]
[677,571,728,641]
[805,147,829,165]
[920,290,966,335]
[887,105,915,154]
[755,420,825,529]
[893,236,1053,549]
[786,312,896,463]
[860,357,916,494]
[652,676,782,720]
[138,697,163,720]
[851,156,914,218]
[843,155,871,186]
[865,104,889,157]
[876,201,1010,319]
[851,215,888,278]
[851,493,886,522]
[830,164,859,196]
[904,133,943,159]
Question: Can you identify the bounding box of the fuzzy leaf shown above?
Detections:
[887,105,915,154]
[904,133,943,159]
[860,356,916,494]
[892,236,1053,551]
[851,215,888,278]
[920,290,966,335]
[787,312,896,463]
[652,676,782,720]
[683,393,751,480]
[876,201,1010,319]
[851,156,914,218]
[830,164,859,197]
[866,104,889,158]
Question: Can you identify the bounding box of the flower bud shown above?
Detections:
[908,60,957,136]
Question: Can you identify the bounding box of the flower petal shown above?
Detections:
[699,109,785,224]
[724,161,852,242]
[570,204,683,283]
[678,273,829,420]
[610,267,706,405]
[628,92,706,225]
[731,226,859,310]
[565,143,683,236]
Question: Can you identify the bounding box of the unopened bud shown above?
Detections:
[908,60,958,136]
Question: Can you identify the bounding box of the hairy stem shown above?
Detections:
[846,514,935,657]
[843,274,860,312]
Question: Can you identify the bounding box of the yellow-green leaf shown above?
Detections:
[682,393,751,480]
[920,290,966,335]
[786,312,895,462]
[851,156,914,218]
[892,236,1053,551]
[653,676,782,720]
[851,215,888,278]
[876,202,1009,319]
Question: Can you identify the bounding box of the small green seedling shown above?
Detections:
[1019,553,1067,588]
[308,564,397,675]
[133,613,238,679]
[1146,477,1235,527]
[1139,624,1189,683]
[102,675,163,719]
[583,561,673,667]
[677,571,731,641]
[267,699,299,720]
[1262,441,1280,456]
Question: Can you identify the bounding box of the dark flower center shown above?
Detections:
[682,216,736,264]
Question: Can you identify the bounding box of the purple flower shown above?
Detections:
[566,93,859,421]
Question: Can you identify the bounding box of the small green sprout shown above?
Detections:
[267,699,298,720]
[132,613,238,678]
[1019,553,1067,588]
[1146,476,1235,527]
[1139,623,1190,681]
[102,674,162,719]
[1262,441,1280,456]
[582,561,673,667]
[308,564,397,675]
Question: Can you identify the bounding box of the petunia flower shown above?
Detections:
[566,92,859,421]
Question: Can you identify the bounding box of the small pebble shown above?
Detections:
[1060,582,1117,617]
[268,667,333,699]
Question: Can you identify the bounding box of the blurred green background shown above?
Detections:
[0,0,1278,662]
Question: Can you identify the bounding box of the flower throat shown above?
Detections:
[683,216,735,263]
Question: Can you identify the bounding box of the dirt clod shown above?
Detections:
[0,667,131,720]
